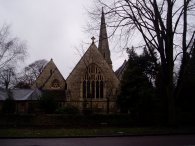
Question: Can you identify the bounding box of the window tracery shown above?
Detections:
[51,79,60,88]
[82,64,104,99]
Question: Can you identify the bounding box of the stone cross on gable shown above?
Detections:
[91,36,95,43]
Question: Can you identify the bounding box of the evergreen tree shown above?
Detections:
[178,41,195,113]
[39,91,58,114]
[117,48,156,123]
[2,90,15,113]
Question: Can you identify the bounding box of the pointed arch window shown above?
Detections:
[100,80,104,98]
[82,63,104,99]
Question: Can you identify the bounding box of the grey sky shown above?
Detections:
[0,0,127,78]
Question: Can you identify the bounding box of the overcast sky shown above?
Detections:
[0,0,127,78]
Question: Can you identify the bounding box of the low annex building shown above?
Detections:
[0,88,41,113]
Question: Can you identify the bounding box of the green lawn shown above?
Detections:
[0,127,194,138]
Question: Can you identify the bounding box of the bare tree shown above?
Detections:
[18,59,48,86]
[0,24,27,90]
[0,66,16,90]
[89,0,195,124]
[0,24,27,70]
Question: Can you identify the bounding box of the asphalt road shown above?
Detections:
[0,135,195,146]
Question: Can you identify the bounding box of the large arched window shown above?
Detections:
[82,64,104,99]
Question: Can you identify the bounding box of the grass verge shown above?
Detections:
[0,127,195,138]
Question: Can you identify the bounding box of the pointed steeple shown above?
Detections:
[98,8,112,68]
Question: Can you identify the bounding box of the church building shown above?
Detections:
[66,9,119,113]
[0,9,122,114]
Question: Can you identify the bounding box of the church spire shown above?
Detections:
[98,8,112,68]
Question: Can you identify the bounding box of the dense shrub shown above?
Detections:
[2,98,16,113]
[39,92,58,114]
[56,105,79,115]
[1,90,15,113]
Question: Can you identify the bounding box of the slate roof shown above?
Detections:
[0,88,41,101]
[115,60,128,80]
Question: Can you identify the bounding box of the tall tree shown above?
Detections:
[17,59,48,87]
[0,25,27,70]
[0,24,27,90]
[90,0,195,124]
[118,48,155,122]
[178,40,195,113]
[0,66,16,90]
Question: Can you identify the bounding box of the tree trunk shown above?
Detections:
[165,0,175,125]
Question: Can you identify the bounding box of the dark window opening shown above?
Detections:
[83,81,86,98]
[96,81,99,98]
[100,81,104,98]
[92,81,95,98]
[82,64,104,99]
[87,80,90,98]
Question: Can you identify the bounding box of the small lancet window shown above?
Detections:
[50,69,53,75]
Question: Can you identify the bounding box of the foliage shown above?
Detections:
[2,126,195,137]
[1,90,15,113]
[139,47,159,84]
[177,44,195,113]
[39,91,58,114]
[0,24,27,70]
[90,0,195,124]
[0,24,27,89]
[18,59,48,86]
[117,48,156,122]
[14,81,31,89]
[0,66,16,89]
[56,105,80,115]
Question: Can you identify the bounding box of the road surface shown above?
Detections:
[0,135,195,146]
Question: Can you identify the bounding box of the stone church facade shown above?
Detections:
[66,41,119,113]
[30,9,120,113]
